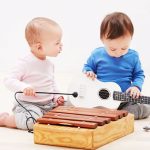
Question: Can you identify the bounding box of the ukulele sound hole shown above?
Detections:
[98,89,110,99]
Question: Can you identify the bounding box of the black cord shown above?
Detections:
[14,92,36,133]
[14,91,78,133]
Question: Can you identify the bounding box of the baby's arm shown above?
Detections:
[23,87,36,96]
[126,53,144,99]
[83,71,97,80]
[3,60,32,92]
[126,86,141,99]
[49,64,64,104]
[83,53,97,80]
[55,96,64,106]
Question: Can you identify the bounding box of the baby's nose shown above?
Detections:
[60,44,63,50]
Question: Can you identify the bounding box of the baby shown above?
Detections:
[83,12,150,119]
[0,17,64,130]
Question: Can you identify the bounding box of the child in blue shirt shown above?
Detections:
[83,12,150,119]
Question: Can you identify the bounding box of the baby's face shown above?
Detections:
[102,34,132,58]
[41,26,63,57]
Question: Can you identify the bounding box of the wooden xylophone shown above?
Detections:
[36,106,128,128]
[34,106,134,150]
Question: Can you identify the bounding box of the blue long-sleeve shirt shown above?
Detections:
[83,47,145,92]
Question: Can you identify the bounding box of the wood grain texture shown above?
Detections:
[34,113,134,149]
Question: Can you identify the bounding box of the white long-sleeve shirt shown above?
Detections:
[4,52,59,103]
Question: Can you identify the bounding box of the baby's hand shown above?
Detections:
[56,96,64,106]
[84,71,97,80]
[126,86,141,99]
[23,87,36,96]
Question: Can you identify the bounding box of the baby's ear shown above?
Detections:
[31,42,41,50]
[36,42,42,51]
[31,42,44,54]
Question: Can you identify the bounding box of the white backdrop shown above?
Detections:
[0,0,150,75]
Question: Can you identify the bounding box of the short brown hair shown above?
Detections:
[100,12,134,39]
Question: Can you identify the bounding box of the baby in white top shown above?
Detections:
[0,17,64,130]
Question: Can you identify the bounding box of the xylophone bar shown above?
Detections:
[43,112,111,125]
[37,117,98,129]
[36,106,128,129]
[51,106,128,121]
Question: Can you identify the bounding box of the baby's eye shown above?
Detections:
[121,48,127,50]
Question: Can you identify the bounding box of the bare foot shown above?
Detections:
[0,112,9,126]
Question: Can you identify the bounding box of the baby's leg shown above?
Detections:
[0,113,8,126]
[0,112,16,128]
[121,103,150,119]
[14,104,43,130]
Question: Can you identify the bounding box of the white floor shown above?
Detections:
[0,117,150,150]
[1,72,150,150]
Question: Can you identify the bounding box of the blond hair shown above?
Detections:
[25,17,59,46]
